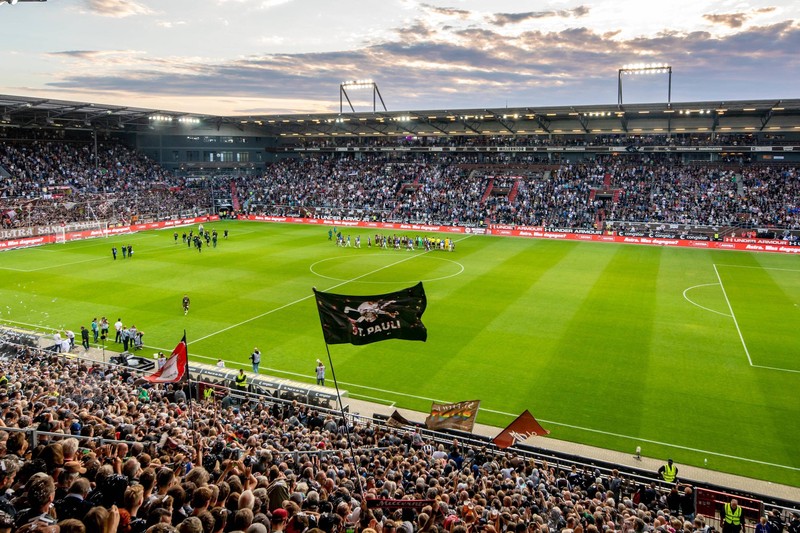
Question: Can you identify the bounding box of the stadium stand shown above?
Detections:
[0,133,799,532]
[0,334,798,533]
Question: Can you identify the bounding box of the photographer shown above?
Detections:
[250,348,261,374]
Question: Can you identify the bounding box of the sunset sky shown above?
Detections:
[1,0,797,115]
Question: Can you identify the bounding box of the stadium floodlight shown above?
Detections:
[339,79,387,113]
[4,0,48,4]
[617,63,672,106]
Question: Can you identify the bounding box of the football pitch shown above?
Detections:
[0,220,798,487]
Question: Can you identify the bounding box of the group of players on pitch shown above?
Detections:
[328,228,455,252]
[174,225,228,252]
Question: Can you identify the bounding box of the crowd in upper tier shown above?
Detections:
[1,139,798,233]
[0,141,213,229]
[2,343,797,533]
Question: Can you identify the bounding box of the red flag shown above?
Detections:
[386,410,413,429]
[145,333,188,383]
[492,410,549,449]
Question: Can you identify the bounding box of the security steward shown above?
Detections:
[722,499,744,533]
[234,369,248,392]
[658,458,678,484]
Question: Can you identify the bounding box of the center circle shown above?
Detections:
[309,253,464,284]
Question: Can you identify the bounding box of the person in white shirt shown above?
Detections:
[65,329,75,349]
[114,318,123,343]
[216,359,225,368]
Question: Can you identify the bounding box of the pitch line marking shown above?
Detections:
[713,264,754,366]
[752,364,800,374]
[134,343,800,473]
[0,236,182,272]
[682,283,732,317]
[714,263,800,374]
[192,235,474,344]
[713,264,800,273]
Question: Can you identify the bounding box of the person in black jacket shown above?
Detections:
[55,477,93,521]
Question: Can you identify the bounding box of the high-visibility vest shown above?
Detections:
[662,463,677,482]
[235,373,247,388]
[203,387,213,400]
[724,503,743,525]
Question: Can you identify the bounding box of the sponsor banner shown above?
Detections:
[619,231,712,241]
[0,216,217,252]
[725,237,798,246]
[548,228,602,235]
[488,224,516,231]
[0,236,51,250]
[2,214,796,255]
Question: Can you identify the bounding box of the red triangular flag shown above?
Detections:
[145,333,188,383]
[492,410,549,449]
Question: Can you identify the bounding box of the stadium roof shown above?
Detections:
[2,93,800,138]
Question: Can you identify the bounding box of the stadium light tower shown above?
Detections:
[617,63,672,107]
[339,79,387,113]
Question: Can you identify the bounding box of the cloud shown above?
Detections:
[703,6,779,29]
[420,4,471,19]
[156,20,187,29]
[41,19,800,114]
[703,13,748,28]
[83,0,153,17]
[48,50,147,63]
[490,6,590,27]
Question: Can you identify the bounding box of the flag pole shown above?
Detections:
[324,342,365,497]
[184,330,198,454]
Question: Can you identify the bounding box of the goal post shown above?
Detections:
[92,220,109,238]
[55,226,66,244]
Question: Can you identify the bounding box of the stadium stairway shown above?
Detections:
[508,180,520,203]
[230,179,241,211]
[480,178,494,204]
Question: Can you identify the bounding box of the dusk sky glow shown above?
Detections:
[1,0,798,115]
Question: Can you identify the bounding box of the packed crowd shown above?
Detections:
[282,133,792,149]
[238,157,799,230]
[4,343,796,533]
[0,141,215,228]
[1,139,799,233]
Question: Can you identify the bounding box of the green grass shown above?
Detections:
[0,220,798,487]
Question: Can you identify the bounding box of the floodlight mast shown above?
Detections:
[617,64,672,107]
[339,79,387,113]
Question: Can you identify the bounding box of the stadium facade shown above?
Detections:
[2,93,800,170]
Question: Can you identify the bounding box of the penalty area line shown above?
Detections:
[713,264,753,366]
